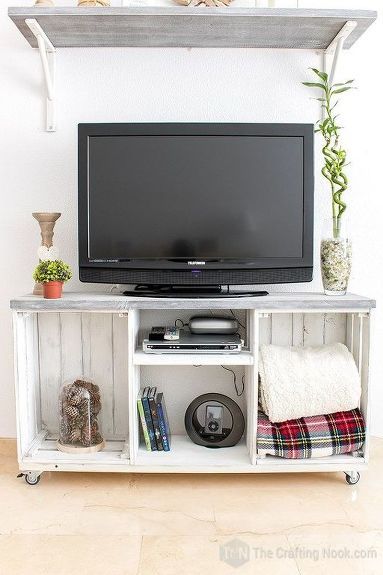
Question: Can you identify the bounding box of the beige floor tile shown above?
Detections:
[286,526,383,575]
[0,535,141,575]
[75,489,216,536]
[138,534,300,575]
[0,439,18,474]
[212,476,353,535]
[1,438,383,573]
[0,469,215,536]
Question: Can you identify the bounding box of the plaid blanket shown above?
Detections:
[257,409,365,459]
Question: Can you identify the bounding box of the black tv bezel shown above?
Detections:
[78,123,314,286]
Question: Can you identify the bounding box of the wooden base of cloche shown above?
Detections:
[57,440,105,454]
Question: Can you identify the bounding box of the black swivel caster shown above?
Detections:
[18,472,41,486]
[345,471,360,485]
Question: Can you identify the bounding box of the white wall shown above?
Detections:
[0,0,381,437]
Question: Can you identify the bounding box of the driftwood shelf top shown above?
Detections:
[8,7,377,49]
[10,292,376,312]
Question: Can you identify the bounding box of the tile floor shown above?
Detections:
[0,438,382,574]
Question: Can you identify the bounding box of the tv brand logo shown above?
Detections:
[188,261,206,265]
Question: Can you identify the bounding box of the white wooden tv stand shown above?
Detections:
[10,291,375,485]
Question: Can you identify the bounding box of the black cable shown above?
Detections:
[220,365,244,397]
[191,364,244,397]
[175,319,188,328]
[229,309,246,330]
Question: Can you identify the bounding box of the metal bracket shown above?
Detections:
[323,21,357,86]
[25,19,56,132]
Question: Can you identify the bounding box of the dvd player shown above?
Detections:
[143,332,242,354]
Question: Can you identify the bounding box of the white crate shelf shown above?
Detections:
[10,292,375,482]
[23,437,129,472]
[135,435,251,471]
[134,350,254,366]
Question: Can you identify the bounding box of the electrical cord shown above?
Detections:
[220,365,245,397]
[176,313,246,382]
[192,364,244,397]
[229,309,246,330]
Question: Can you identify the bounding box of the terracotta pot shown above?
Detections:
[43,281,63,299]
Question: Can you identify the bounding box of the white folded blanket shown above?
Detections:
[259,342,361,423]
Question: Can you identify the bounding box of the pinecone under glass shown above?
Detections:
[58,377,104,451]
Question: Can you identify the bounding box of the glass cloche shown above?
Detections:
[58,377,104,453]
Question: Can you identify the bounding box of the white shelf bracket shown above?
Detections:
[25,19,56,132]
[323,21,357,86]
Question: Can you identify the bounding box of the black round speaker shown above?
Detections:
[184,393,245,448]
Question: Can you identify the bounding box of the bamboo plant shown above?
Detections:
[303,68,354,238]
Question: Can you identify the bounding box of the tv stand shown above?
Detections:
[123,285,269,298]
[10,291,374,485]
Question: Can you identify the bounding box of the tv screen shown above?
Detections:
[88,135,303,260]
[78,124,313,288]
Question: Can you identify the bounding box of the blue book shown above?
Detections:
[142,387,157,451]
[156,392,171,452]
[148,387,163,451]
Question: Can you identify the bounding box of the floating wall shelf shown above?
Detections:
[8,7,377,131]
[8,7,376,49]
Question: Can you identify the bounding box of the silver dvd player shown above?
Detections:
[143,332,242,354]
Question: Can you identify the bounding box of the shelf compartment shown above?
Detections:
[23,436,129,468]
[135,435,252,470]
[8,7,376,50]
[133,362,255,465]
[137,364,250,441]
[137,308,250,353]
[134,350,254,366]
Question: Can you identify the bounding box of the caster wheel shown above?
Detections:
[25,473,41,486]
[345,472,360,485]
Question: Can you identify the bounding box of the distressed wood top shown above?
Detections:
[8,7,376,50]
[10,292,376,312]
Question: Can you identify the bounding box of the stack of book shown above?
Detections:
[137,387,171,452]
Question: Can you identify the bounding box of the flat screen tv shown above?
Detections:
[78,123,314,296]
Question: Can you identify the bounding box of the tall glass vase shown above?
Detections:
[320,218,352,296]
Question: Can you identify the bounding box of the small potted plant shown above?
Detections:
[303,68,354,295]
[33,260,72,299]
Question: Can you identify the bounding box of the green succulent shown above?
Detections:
[303,68,355,238]
[33,260,72,283]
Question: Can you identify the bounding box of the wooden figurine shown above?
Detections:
[32,212,61,295]
[34,0,55,6]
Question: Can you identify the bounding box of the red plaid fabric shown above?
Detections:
[257,409,365,459]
